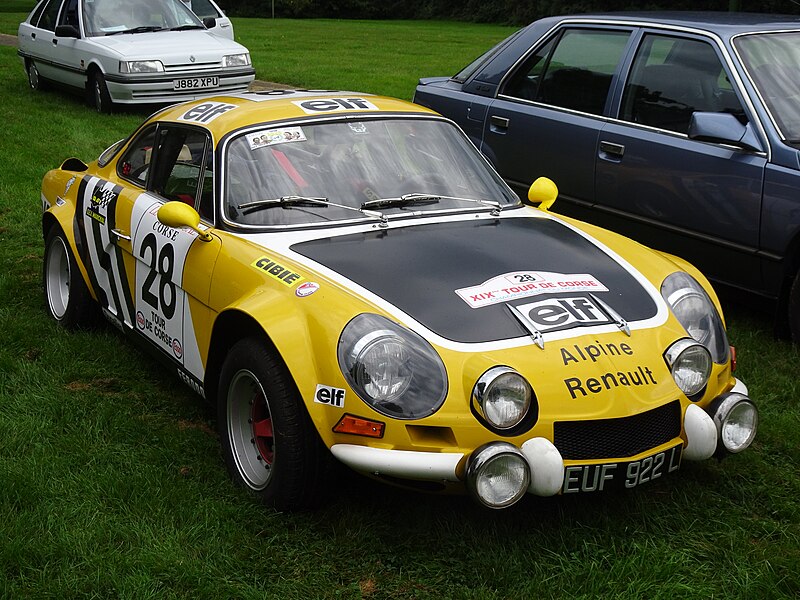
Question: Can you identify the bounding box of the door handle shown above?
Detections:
[111,229,131,241]
[31,32,36,39]
[599,141,625,158]
[490,115,510,130]
[52,38,58,45]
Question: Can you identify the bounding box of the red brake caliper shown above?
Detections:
[251,393,274,465]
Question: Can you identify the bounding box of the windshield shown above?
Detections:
[83,0,202,36]
[223,117,519,228]
[735,31,800,142]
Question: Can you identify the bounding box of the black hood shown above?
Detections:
[291,216,658,343]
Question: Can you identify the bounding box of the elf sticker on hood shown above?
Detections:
[456,271,608,309]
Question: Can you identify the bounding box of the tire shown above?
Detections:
[217,338,331,510]
[27,60,46,91]
[43,227,96,329]
[90,71,113,114]
[789,270,800,343]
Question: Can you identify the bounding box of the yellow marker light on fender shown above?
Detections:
[527,177,559,211]
[157,201,212,241]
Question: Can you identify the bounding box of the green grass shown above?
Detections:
[0,17,799,599]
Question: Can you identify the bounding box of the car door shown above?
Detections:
[595,31,767,289]
[480,27,634,201]
[19,0,64,81]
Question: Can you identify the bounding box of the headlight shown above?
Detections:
[466,443,530,509]
[223,53,251,67]
[661,272,729,363]
[338,314,447,420]
[664,338,711,398]
[472,366,533,431]
[119,60,165,73]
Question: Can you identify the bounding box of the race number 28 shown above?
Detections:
[139,233,176,319]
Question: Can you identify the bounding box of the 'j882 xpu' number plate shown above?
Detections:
[561,443,682,494]
[173,77,219,90]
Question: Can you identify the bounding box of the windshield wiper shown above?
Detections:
[107,26,165,35]
[360,193,441,210]
[237,196,387,223]
[170,24,205,31]
[361,192,503,216]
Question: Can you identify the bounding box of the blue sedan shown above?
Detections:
[414,12,800,341]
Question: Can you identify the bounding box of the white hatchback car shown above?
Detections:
[18,0,254,112]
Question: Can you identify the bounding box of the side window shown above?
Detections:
[58,0,79,28]
[502,29,631,116]
[38,0,63,31]
[28,0,50,27]
[150,126,213,218]
[182,0,222,19]
[118,125,158,187]
[620,35,745,134]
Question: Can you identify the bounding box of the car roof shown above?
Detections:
[152,90,438,139]
[546,11,800,36]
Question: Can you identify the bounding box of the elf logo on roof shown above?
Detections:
[516,295,613,332]
[292,98,378,114]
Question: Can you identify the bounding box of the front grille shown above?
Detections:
[553,400,681,460]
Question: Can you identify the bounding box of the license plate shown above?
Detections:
[561,443,682,494]
[173,76,219,91]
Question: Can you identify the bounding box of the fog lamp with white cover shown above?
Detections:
[661,272,729,363]
[466,443,530,509]
[338,314,447,420]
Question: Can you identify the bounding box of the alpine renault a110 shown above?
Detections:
[40,91,758,509]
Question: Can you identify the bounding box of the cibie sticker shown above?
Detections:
[292,97,379,114]
[314,384,345,408]
[295,282,320,298]
[178,101,237,123]
[248,127,306,151]
[455,271,608,309]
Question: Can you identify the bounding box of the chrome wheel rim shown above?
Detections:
[28,63,39,89]
[45,237,70,320]
[227,369,274,490]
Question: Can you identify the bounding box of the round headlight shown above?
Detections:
[711,394,758,454]
[662,272,729,363]
[473,367,532,430]
[665,339,711,398]
[466,443,530,509]
[338,314,447,420]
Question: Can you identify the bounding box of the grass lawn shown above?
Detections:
[0,15,799,599]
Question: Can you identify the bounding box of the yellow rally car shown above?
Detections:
[41,91,758,509]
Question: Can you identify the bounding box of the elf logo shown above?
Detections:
[516,295,613,332]
[292,97,378,114]
[314,384,345,408]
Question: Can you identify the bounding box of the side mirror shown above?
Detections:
[527,177,559,211]
[202,17,217,29]
[157,201,212,241]
[688,112,762,152]
[55,24,79,38]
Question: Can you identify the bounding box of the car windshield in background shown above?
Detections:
[224,117,519,228]
[83,0,202,36]
[735,31,800,142]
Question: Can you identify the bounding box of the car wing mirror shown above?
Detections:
[202,17,217,29]
[688,112,763,152]
[527,177,559,211]
[157,201,213,241]
[55,24,79,38]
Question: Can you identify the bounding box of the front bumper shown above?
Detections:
[104,67,255,104]
[330,379,757,508]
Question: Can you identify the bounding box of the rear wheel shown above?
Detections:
[789,270,800,343]
[43,227,95,329]
[90,71,113,114]
[27,60,46,91]
[217,338,330,510]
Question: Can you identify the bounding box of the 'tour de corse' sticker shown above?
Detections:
[455,271,608,309]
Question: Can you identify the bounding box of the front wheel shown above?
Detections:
[90,71,113,114]
[43,227,96,329]
[217,338,331,510]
